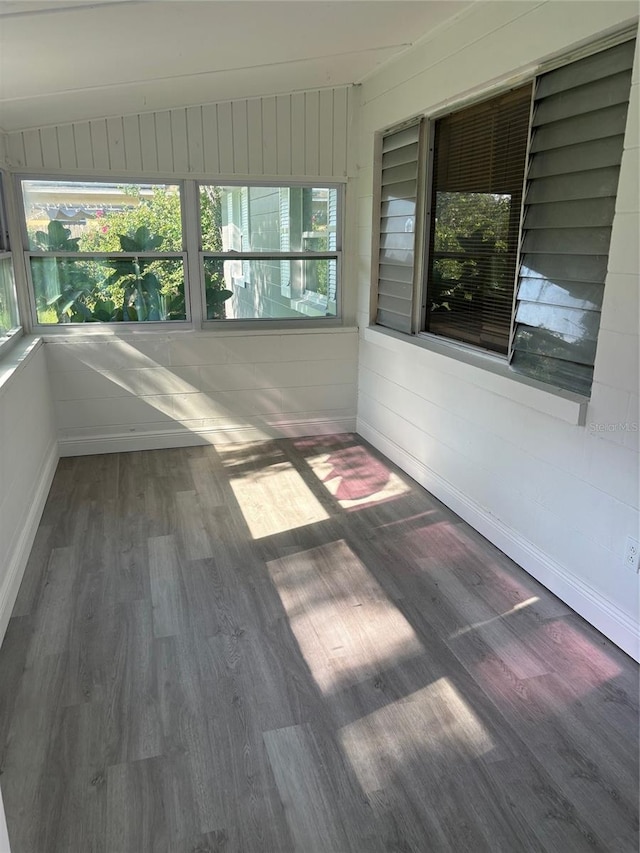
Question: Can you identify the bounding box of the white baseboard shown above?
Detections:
[357,417,640,663]
[0,440,59,646]
[59,415,357,457]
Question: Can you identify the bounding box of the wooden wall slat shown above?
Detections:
[232,101,249,174]
[291,93,306,176]
[123,115,142,173]
[73,122,93,170]
[202,104,220,174]
[57,125,77,170]
[186,106,204,173]
[217,102,234,174]
[247,98,263,175]
[318,89,334,177]
[90,120,110,171]
[305,91,320,176]
[262,96,278,175]
[170,109,189,173]
[106,117,125,171]
[139,113,159,172]
[275,94,291,176]
[155,111,173,172]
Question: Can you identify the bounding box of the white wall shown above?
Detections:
[3,87,360,453]
[47,329,358,455]
[0,339,58,643]
[4,88,352,178]
[355,1,640,658]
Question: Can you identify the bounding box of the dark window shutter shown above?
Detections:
[376,122,421,333]
[512,39,636,395]
[424,85,532,354]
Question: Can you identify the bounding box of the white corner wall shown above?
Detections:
[47,329,358,455]
[0,339,58,643]
[355,1,640,659]
[4,87,360,454]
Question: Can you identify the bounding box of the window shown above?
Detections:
[21,180,186,324]
[425,86,531,354]
[18,179,341,328]
[0,172,20,346]
[199,184,340,321]
[374,37,636,396]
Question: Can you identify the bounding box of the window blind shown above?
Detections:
[425,85,532,354]
[511,38,636,395]
[376,122,422,333]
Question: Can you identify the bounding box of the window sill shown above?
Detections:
[0,334,41,397]
[364,325,588,426]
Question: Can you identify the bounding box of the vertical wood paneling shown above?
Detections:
[155,111,173,172]
[186,107,204,173]
[276,95,291,176]
[231,101,249,174]
[217,102,234,174]
[304,91,320,176]
[291,93,306,176]
[123,115,142,173]
[56,125,76,170]
[73,122,94,170]
[139,113,158,172]
[10,86,351,177]
[262,96,277,175]
[318,89,334,177]
[247,99,263,175]
[40,127,60,170]
[333,87,349,177]
[7,133,26,168]
[170,109,189,173]
[90,120,110,170]
[202,104,220,174]
[23,130,43,169]
[106,117,125,171]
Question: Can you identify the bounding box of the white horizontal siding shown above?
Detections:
[5,87,352,178]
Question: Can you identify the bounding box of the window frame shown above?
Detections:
[18,176,191,331]
[197,179,344,328]
[14,175,345,333]
[0,171,22,356]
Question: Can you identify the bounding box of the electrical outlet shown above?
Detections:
[624,536,639,572]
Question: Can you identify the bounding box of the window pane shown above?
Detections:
[30,256,185,323]
[200,185,338,253]
[204,258,337,320]
[0,257,19,335]
[429,191,517,352]
[22,181,182,252]
[425,85,532,354]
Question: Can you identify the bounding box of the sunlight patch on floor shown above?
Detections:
[305,446,410,511]
[229,460,329,539]
[267,539,423,694]
[339,677,496,793]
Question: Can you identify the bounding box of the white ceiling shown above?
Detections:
[0,0,474,131]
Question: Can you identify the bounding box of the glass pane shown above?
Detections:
[30,257,186,323]
[428,191,518,354]
[0,257,19,335]
[204,258,337,320]
[200,185,338,253]
[22,181,182,252]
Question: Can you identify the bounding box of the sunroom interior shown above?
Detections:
[0,1,638,850]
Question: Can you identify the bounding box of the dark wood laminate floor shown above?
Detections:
[0,433,638,853]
